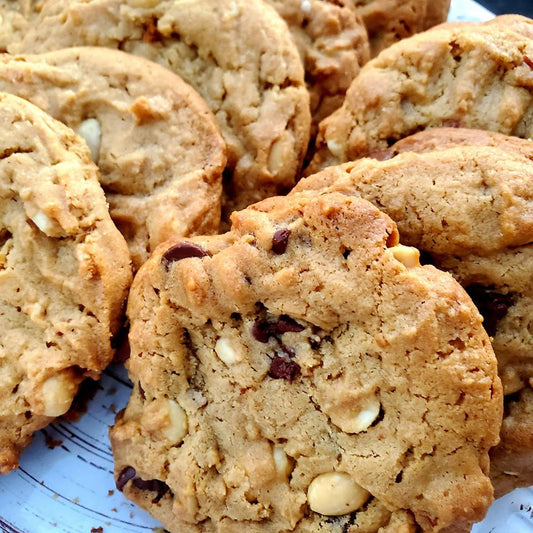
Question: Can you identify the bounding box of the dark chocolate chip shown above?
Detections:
[116,466,136,491]
[132,477,170,503]
[276,315,305,334]
[252,315,304,342]
[252,319,274,343]
[272,228,291,254]
[162,242,208,267]
[465,284,515,337]
[269,356,301,382]
[524,55,533,70]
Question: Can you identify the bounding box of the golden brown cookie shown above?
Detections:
[308,18,533,174]
[265,0,370,128]
[110,190,501,532]
[353,0,451,57]
[13,0,311,217]
[0,92,132,473]
[296,128,533,497]
[0,47,226,269]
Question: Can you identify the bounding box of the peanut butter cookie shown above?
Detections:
[353,0,451,57]
[296,128,533,497]
[0,47,226,269]
[265,0,370,128]
[110,191,501,532]
[308,18,533,173]
[0,92,132,473]
[13,0,311,216]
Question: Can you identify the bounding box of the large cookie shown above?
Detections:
[353,0,451,57]
[13,0,311,216]
[295,129,533,496]
[0,92,132,473]
[264,0,370,128]
[308,18,533,173]
[0,47,226,269]
[110,191,501,532]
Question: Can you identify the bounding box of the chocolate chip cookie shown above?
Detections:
[110,190,501,532]
[353,0,451,57]
[13,0,311,216]
[0,47,226,269]
[296,128,533,496]
[265,0,370,128]
[308,18,533,173]
[0,92,132,473]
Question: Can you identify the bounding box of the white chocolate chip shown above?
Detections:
[31,210,54,234]
[77,118,101,163]
[326,139,344,160]
[301,0,312,14]
[214,337,242,366]
[41,374,76,417]
[273,445,293,478]
[307,472,370,516]
[391,244,420,268]
[350,396,381,433]
[164,399,188,445]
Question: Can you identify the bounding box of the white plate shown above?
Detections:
[1,2,532,532]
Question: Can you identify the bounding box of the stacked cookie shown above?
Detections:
[3,1,532,532]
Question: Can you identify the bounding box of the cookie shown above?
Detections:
[0,92,132,473]
[264,0,370,128]
[353,0,451,57]
[0,47,226,269]
[13,0,311,217]
[308,18,533,173]
[295,130,533,495]
[110,191,501,532]
[0,1,28,51]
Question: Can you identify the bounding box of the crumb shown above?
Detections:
[107,490,114,496]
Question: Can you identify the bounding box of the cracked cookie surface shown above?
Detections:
[308,17,533,173]
[353,0,451,57]
[264,0,370,129]
[111,191,501,532]
[13,0,311,217]
[296,128,533,497]
[0,47,226,269]
[0,92,132,473]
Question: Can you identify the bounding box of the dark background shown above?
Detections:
[478,0,533,17]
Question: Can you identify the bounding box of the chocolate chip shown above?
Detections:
[161,242,208,267]
[523,55,533,70]
[466,284,515,337]
[252,319,274,343]
[252,315,304,342]
[276,315,305,334]
[132,477,170,503]
[269,356,300,382]
[116,466,136,491]
[272,228,291,254]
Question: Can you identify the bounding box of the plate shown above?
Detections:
[1,2,532,532]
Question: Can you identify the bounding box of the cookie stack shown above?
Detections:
[0,1,531,532]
